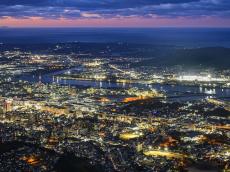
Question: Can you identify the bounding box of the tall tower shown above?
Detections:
[3,99,13,113]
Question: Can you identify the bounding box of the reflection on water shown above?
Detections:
[204,88,216,95]
[18,70,230,101]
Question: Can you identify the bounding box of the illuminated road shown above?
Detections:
[143,150,187,159]
[119,132,143,140]
[109,64,129,74]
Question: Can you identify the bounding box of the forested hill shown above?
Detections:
[133,47,230,69]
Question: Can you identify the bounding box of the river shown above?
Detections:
[18,68,230,101]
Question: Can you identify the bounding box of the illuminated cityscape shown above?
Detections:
[0,41,229,172]
[0,0,230,171]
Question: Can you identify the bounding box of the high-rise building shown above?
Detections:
[3,99,13,113]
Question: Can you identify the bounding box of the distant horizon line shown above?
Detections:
[1,26,230,29]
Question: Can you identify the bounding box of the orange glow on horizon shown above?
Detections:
[1,16,230,27]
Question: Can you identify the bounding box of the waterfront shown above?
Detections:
[19,68,230,101]
[1,0,230,170]
[0,41,229,171]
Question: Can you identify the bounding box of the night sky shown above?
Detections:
[0,0,230,27]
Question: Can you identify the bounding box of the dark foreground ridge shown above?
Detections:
[54,153,105,172]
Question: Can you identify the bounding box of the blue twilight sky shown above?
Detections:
[0,0,230,27]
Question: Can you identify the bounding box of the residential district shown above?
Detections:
[0,43,229,172]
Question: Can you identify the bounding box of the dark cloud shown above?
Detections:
[0,0,229,19]
[0,0,200,8]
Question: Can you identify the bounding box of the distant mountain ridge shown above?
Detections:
[0,42,229,69]
[133,47,230,69]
